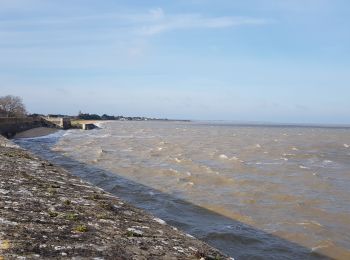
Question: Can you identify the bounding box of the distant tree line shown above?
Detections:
[0,95,167,121]
[77,113,116,120]
[77,112,152,121]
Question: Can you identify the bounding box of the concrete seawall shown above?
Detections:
[0,117,44,138]
[0,136,229,259]
[0,117,81,138]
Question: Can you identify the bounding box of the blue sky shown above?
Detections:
[0,0,349,123]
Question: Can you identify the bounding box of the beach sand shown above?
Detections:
[14,127,59,139]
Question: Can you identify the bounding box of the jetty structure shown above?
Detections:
[0,133,229,258]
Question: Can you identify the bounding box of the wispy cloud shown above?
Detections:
[136,8,269,36]
[0,6,270,68]
[0,7,269,35]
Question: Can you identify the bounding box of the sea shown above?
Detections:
[14,120,350,259]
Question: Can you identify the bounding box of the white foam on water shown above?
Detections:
[311,240,333,252]
[121,148,133,152]
[96,134,111,138]
[174,158,182,163]
[219,154,228,159]
[51,146,64,152]
[292,147,299,151]
[256,162,283,165]
[93,122,105,128]
[311,245,328,252]
[299,165,310,169]
[344,144,350,148]
[322,160,333,164]
[169,168,179,174]
[310,220,323,227]
[283,153,295,156]
[18,130,64,140]
[115,135,134,139]
[63,130,74,136]
[297,220,322,227]
[153,218,166,225]
[255,144,261,148]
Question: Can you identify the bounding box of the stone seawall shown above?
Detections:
[0,118,43,138]
[0,136,230,259]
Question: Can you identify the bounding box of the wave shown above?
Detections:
[17,120,350,259]
[322,160,333,165]
[218,154,244,163]
[296,220,323,227]
[95,134,111,138]
[219,154,229,159]
[19,130,64,140]
[114,135,134,138]
[282,153,296,156]
[255,161,283,165]
[174,157,182,163]
[94,122,106,128]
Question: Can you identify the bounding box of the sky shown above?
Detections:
[0,0,349,124]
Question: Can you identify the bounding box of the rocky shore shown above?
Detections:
[0,136,230,259]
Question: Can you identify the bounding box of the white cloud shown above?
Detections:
[0,6,269,36]
[0,6,269,68]
[137,8,269,36]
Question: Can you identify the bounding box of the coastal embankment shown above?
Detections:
[0,117,43,138]
[0,117,98,138]
[0,135,229,259]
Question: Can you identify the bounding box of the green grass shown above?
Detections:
[65,213,79,221]
[74,225,88,232]
[48,211,58,217]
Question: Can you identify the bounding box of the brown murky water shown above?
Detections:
[17,121,350,259]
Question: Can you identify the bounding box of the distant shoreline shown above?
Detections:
[193,120,350,129]
[7,119,349,141]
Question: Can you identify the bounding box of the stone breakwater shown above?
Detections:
[0,136,229,259]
